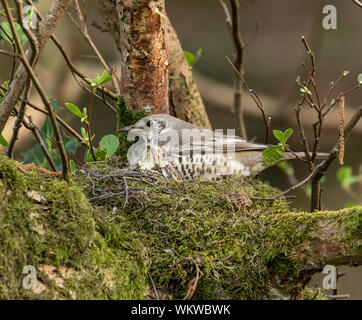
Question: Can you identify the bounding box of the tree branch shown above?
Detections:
[0,0,73,134]
[1,0,69,179]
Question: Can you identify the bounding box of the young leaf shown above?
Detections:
[99,134,119,158]
[65,103,82,118]
[272,130,286,144]
[95,70,113,87]
[272,128,293,146]
[0,133,8,147]
[196,48,203,58]
[299,86,312,95]
[283,128,294,141]
[358,74,362,85]
[85,78,96,87]
[81,127,88,141]
[69,159,77,175]
[184,51,195,66]
[262,145,284,166]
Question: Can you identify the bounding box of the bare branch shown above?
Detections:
[0,0,74,134]
[1,0,69,179]
[310,105,362,211]
[226,56,270,143]
[353,0,362,8]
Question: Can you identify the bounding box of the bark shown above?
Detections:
[117,0,169,114]
[97,0,211,128]
[0,0,73,134]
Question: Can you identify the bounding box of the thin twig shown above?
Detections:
[310,105,362,211]
[220,0,247,138]
[0,49,21,59]
[250,162,324,201]
[0,83,87,147]
[7,0,40,158]
[0,24,17,82]
[1,0,69,180]
[352,0,362,8]
[86,91,97,161]
[71,0,120,93]
[27,116,57,171]
[25,0,118,103]
[148,273,159,300]
[183,258,201,300]
[225,56,270,143]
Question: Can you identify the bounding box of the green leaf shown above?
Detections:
[0,133,8,147]
[337,166,352,189]
[337,166,362,190]
[0,21,28,46]
[95,70,113,87]
[65,103,82,118]
[284,128,294,141]
[343,70,349,76]
[299,86,312,95]
[272,130,285,144]
[86,147,107,162]
[0,81,8,102]
[184,51,195,66]
[196,48,203,58]
[358,74,362,85]
[99,134,119,158]
[81,127,88,142]
[262,145,285,166]
[69,159,77,175]
[272,128,293,145]
[85,78,96,87]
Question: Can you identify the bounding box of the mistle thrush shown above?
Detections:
[119,114,327,180]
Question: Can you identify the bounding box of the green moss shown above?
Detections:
[116,96,147,161]
[1,154,361,300]
[0,152,148,299]
[300,287,325,300]
[80,162,362,300]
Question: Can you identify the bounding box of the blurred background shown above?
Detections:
[0,0,361,298]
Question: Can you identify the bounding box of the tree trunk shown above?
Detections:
[97,0,211,128]
[117,0,169,114]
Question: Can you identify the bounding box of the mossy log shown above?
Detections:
[0,152,361,299]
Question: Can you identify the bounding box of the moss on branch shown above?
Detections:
[0,153,361,299]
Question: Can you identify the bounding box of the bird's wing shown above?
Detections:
[176,130,268,155]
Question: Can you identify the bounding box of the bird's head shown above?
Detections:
[118,114,179,143]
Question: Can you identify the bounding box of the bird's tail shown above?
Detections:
[282,152,329,161]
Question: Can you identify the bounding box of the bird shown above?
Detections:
[119,114,327,180]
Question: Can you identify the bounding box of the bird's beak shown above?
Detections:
[118,125,135,133]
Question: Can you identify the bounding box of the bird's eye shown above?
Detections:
[146,120,153,127]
